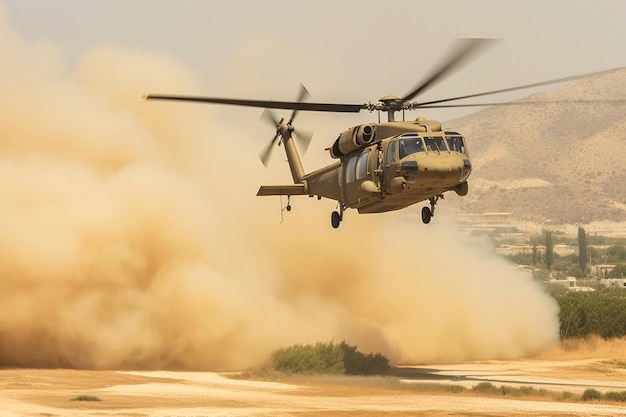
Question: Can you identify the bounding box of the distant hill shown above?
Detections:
[445,67,626,224]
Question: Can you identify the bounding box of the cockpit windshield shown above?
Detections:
[424,136,448,152]
[445,135,468,155]
[398,137,425,159]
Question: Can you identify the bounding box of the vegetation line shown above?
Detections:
[70,395,101,402]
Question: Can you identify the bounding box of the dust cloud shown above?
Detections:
[0,11,559,371]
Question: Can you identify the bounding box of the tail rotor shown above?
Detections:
[258,84,314,167]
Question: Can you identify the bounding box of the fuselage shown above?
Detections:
[303,119,471,213]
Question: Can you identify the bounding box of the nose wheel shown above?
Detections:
[421,195,443,224]
[421,206,432,224]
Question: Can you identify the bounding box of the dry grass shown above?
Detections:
[537,335,626,361]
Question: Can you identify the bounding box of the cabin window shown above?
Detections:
[345,154,358,183]
[424,136,448,152]
[398,138,425,159]
[386,141,396,164]
[446,135,468,155]
[356,151,370,180]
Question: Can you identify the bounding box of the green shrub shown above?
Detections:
[71,395,101,402]
[339,341,390,375]
[604,391,626,402]
[516,386,539,396]
[271,340,390,376]
[471,383,549,397]
[582,388,602,401]
[271,341,345,375]
[440,384,465,393]
[472,382,498,394]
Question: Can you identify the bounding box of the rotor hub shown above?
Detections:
[278,123,291,136]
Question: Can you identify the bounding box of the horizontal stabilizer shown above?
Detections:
[257,184,308,196]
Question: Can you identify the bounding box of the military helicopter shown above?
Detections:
[145,38,603,228]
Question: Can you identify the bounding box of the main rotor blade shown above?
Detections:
[401,37,497,102]
[414,68,620,107]
[259,132,280,167]
[415,99,626,109]
[145,94,364,113]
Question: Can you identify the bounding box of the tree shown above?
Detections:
[545,230,554,271]
[578,226,589,274]
[607,245,626,263]
[608,264,626,278]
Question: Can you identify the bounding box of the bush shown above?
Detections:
[339,341,390,375]
[582,388,602,401]
[71,395,101,402]
[516,386,541,396]
[557,391,576,401]
[604,391,626,402]
[472,382,498,394]
[271,341,345,375]
[271,340,390,376]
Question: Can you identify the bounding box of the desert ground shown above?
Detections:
[2,337,626,417]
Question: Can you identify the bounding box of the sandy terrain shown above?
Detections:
[3,338,626,416]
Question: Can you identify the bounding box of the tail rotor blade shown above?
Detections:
[259,132,280,167]
[296,83,311,103]
[294,128,314,155]
[261,108,280,127]
[287,110,300,127]
[288,84,311,125]
[259,84,312,166]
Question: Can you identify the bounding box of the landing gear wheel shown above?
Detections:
[421,206,432,224]
[331,211,342,229]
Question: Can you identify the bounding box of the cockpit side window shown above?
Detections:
[399,138,425,159]
[356,151,370,180]
[345,154,358,183]
[386,141,396,164]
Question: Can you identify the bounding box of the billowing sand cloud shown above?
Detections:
[0,8,559,371]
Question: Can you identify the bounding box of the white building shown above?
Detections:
[549,277,595,292]
[601,278,626,289]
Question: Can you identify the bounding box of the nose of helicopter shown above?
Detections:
[402,155,471,186]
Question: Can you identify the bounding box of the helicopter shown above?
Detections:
[145,38,605,228]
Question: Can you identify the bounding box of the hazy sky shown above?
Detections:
[2,0,625,123]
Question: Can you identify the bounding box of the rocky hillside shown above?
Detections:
[446,67,626,224]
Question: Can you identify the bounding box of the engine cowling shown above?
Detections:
[330,124,377,158]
